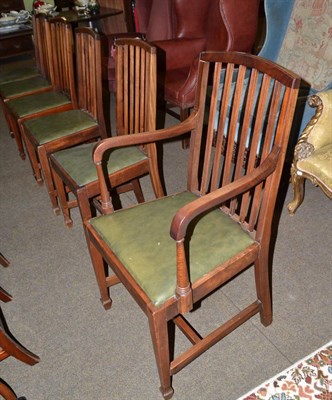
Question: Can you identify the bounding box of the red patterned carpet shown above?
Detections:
[238,341,332,400]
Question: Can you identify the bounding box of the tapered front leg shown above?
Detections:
[148,309,174,400]
[86,229,112,310]
[254,250,272,327]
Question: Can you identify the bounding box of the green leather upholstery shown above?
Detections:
[0,76,51,98]
[52,142,148,186]
[90,192,255,307]
[0,67,39,85]
[298,143,332,191]
[23,110,97,144]
[6,91,71,118]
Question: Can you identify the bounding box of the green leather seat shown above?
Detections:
[52,141,148,186]
[6,91,71,118]
[23,110,98,144]
[0,76,51,98]
[90,191,255,307]
[0,66,39,85]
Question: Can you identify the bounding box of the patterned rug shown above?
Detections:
[237,341,332,400]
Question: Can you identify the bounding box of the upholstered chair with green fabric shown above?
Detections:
[22,27,109,215]
[49,38,164,228]
[3,17,77,160]
[84,52,300,399]
[288,90,332,214]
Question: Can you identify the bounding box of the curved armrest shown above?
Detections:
[93,113,198,212]
[93,112,197,164]
[170,146,281,241]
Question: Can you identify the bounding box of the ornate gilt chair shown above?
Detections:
[49,38,164,227]
[22,27,109,215]
[288,90,332,214]
[84,51,300,399]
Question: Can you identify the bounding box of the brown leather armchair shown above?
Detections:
[107,0,260,119]
[153,0,260,120]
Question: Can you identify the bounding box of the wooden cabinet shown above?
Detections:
[0,0,34,59]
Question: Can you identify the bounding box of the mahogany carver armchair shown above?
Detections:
[50,38,164,227]
[22,27,109,215]
[85,51,300,398]
[3,17,77,160]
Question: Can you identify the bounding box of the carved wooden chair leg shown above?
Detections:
[287,166,305,215]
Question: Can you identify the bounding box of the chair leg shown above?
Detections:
[0,253,10,267]
[287,167,305,215]
[0,379,17,400]
[52,169,73,227]
[148,310,174,400]
[131,179,145,203]
[0,287,12,303]
[0,101,14,140]
[180,107,190,149]
[22,130,43,185]
[37,146,60,214]
[77,189,95,225]
[86,235,112,310]
[254,253,272,327]
[6,112,25,160]
[0,330,40,366]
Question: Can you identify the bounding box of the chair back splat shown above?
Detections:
[85,51,300,399]
[47,17,77,107]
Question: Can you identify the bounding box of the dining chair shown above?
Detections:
[3,17,77,160]
[22,27,109,215]
[49,37,164,227]
[0,13,48,86]
[0,288,40,400]
[0,14,53,137]
[84,51,300,399]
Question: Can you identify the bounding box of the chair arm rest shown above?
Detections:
[93,113,197,164]
[153,38,206,70]
[170,146,281,242]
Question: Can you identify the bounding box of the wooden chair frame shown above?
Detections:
[22,27,108,214]
[3,17,77,160]
[84,51,300,399]
[49,38,164,227]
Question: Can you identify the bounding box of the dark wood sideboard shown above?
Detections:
[0,0,34,60]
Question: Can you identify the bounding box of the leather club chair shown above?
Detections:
[106,0,260,121]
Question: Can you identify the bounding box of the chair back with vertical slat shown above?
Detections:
[32,14,52,79]
[74,27,107,134]
[115,38,157,136]
[188,51,300,241]
[46,17,77,107]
